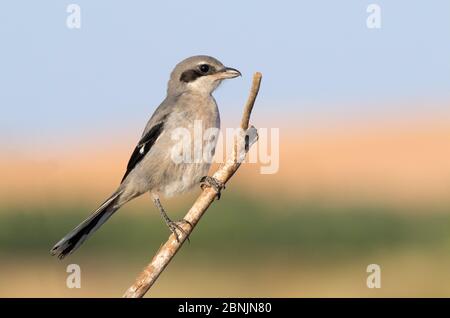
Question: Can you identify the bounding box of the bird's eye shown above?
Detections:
[199,64,210,73]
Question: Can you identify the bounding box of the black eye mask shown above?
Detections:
[179,65,217,83]
[179,69,202,83]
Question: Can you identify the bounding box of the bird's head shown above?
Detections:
[167,55,241,96]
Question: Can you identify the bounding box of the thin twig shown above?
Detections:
[122,72,262,298]
[241,72,262,131]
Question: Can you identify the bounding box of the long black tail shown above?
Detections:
[50,190,123,259]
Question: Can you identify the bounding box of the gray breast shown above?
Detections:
[148,94,220,197]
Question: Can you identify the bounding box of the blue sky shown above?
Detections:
[1,1,449,146]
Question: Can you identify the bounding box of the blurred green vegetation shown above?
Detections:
[1,195,450,262]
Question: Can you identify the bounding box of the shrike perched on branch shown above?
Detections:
[51,55,241,259]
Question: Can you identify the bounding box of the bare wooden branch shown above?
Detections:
[241,72,262,131]
[122,72,263,298]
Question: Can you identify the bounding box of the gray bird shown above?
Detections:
[50,55,241,259]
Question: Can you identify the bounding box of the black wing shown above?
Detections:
[121,121,165,182]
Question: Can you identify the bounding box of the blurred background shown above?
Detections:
[1,0,450,297]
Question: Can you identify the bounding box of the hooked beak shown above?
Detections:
[217,67,242,79]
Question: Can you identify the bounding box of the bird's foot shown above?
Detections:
[200,176,225,200]
[166,219,193,243]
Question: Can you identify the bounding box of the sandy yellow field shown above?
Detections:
[1,117,449,209]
